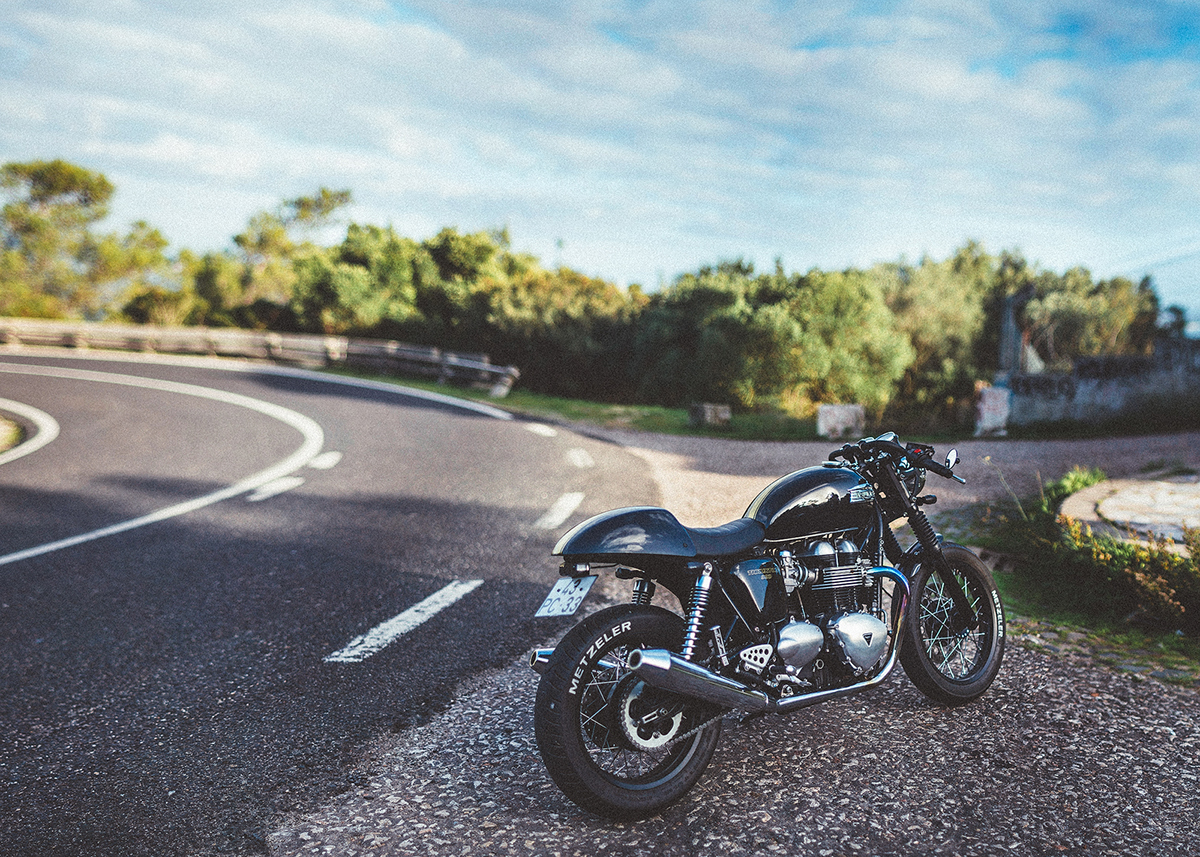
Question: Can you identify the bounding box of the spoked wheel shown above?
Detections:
[900,543,1005,706]
[534,604,722,819]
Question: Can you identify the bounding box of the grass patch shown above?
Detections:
[0,417,21,453]
[322,368,824,440]
[946,466,1200,680]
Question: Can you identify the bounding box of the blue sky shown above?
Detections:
[3,0,1200,327]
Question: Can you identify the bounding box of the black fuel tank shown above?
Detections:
[744,465,874,542]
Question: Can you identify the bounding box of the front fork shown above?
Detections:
[883,496,977,632]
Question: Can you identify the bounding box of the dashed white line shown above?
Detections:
[526,423,558,437]
[535,491,585,529]
[0,398,60,466]
[566,447,594,468]
[324,579,485,663]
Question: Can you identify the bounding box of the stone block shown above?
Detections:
[689,403,732,428]
[816,404,864,439]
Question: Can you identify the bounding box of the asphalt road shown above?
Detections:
[0,351,656,857]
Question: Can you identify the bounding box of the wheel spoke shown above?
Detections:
[919,570,986,681]
[573,642,700,781]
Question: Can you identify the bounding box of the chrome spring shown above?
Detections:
[631,578,656,606]
[681,565,714,661]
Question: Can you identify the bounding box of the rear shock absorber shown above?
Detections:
[680,563,714,662]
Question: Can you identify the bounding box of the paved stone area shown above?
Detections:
[1095,478,1200,543]
[1062,471,1199,549]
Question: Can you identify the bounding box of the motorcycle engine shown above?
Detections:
[776,535,890,676]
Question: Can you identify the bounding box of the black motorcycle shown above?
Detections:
[529,432,1005,818]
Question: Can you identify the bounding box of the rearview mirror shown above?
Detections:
[945,449,959,470]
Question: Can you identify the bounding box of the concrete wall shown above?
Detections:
[1007,339,1200,426]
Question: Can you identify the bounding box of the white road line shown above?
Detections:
[0,362,325,567]
[324,580,485,663]
[526,423,557,437]
[535,491,585,529]
[566,447,594,468]
[307,450,342,470]
[0,398,60,466]
[247,476,306,502]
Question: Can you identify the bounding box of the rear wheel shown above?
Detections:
[534,604,722,819]
[900,543,1005,706]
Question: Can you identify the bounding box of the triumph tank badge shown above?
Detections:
[849,485,874,503]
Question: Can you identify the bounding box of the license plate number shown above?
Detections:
[535,576,597,617]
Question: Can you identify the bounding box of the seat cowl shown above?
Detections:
[554,506,696,559]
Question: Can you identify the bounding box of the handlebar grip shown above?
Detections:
[922,458,955,479]
[914,454,964,482]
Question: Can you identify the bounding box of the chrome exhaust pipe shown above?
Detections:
[631,567,909,715]
[627,647,773,711]
[629,637,903,714]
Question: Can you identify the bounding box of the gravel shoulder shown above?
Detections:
[270,428,1200,857]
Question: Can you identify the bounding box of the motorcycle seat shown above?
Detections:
[685,518,766,557]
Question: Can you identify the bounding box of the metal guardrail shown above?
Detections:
[0,318,520,396]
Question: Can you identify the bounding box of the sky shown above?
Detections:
[3,0,1200,329]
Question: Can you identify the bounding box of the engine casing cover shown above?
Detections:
[776,620,824,669]
[827,612,889,674]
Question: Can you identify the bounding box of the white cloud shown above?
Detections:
[2,0,1199,314]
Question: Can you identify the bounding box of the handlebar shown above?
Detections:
[830,436,964,483]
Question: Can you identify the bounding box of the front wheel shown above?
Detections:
[900,543,1006,706]
[534,604,722,819]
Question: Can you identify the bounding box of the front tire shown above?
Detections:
[900,543,1005,706]
[534,604,722,819]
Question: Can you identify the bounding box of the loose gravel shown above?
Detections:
[270,428,1200,857]
[270,641,1199,856]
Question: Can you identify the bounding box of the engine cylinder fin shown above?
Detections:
[813,565,864,590]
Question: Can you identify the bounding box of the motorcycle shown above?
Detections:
[528,432,1005,819]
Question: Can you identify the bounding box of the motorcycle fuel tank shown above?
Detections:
[553,506,696,560]
[744,465,874,542]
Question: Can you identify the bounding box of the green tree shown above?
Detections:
[1022,268,1159,370]
[474,265,642,399]
[877,241,996,427]
[290,224,433,334]
[233,187,353,308]
[1,159,169,318]
[631,260,912,415]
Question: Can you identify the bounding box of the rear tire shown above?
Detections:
[534,604,722,819]
[900,543,1005,706]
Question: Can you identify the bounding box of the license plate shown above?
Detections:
[535,575,597,617]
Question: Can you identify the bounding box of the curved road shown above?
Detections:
[0,351,656,857]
